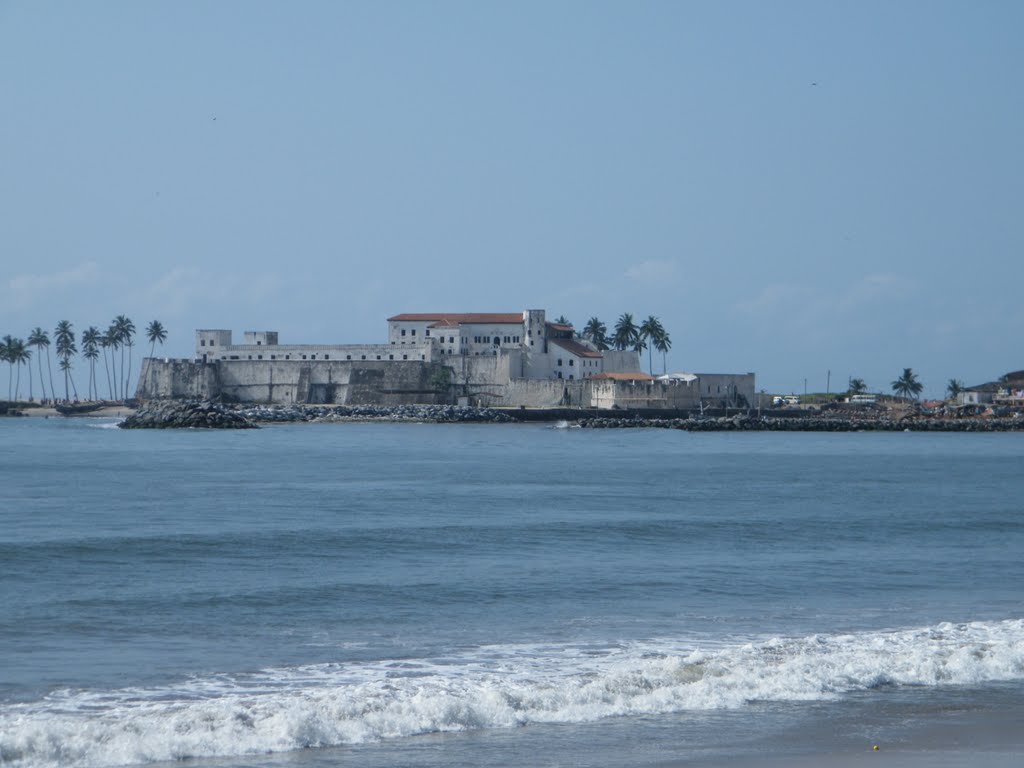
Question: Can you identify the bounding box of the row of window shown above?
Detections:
[223,353,426,362]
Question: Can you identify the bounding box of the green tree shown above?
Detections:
[654,329,672,374]
[612,313,639,351]
[146,320,167,359]
[946,379,964,400]
[54,320,77,401]
[582,317,609,351]
[29,327,52,402]
[891,368,923,400]
[82,327,101,401]
[848,378,867,395]
[1,335,12,400]
[553,315,570,326]
[639,316,665,375]
[11,338,30,401]
[102,326,118,399]
[113,315,136,400]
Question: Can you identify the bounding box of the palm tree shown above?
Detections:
[891,368,923,401]
[11,338,30,401]
[102,325,118,399]
[113,315,136,400]
[553,315,570,326]
[82,327,101,401]
[1,336,12,400]
[639,316,665,375]
[848,378,867,396]
[582,317,609,351]
[612,313,639,351]
[946,379,964,400]
[28,328,51,402]
[654,329,672,374]
[54,320,77,401]
[146,320,167,358]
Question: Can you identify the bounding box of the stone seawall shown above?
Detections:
[579,413,1024,432]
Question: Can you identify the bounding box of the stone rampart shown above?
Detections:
[137,358,454,406]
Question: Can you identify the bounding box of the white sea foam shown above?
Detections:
[2,619,1023,768]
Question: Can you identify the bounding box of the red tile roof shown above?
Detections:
[592,371,655,381]
[549,337,603,358]
[387,313,523,325]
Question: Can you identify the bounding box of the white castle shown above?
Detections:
[197,310,639,381]
[138,308,754,409]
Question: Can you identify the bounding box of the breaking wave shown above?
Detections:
[3,619,1023,768]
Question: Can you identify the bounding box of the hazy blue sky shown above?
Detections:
[2,1,1022,396]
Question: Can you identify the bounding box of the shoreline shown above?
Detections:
[104,400,1024,431]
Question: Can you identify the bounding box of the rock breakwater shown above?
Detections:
[578,413,1024,432]
[237,403,516,424]
[119,401,259,429]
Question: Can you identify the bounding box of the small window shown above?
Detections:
[346,354,352,360]
[401,329,406,336]
[248,355,252,360]
[376,355,381,360]
[200,339,206,347]
[569,359,574,366]
[361,355,366,360]
[425,329,430,337]
[257,340,262,346]
[285,355,290,360]
[229,355,239,360]
[221,356,226,360]
[411,329,416,336]
[449,336,454,343]
[257,355,262,360]
[324,355,329,360]
[310,355,316,360]
[402,354,408,360]
[557,359,563,366]
[271,355,276,360]
[389,354,394,360]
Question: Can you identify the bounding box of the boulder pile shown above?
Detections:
[579,413,1024,432]
[237,403,515,424]
[119,400,258,429]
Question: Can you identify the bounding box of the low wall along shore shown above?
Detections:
[118,400,1024,431]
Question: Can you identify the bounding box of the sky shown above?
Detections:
[2,1,1022,397]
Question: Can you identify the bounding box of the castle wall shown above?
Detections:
[138,358,454,406]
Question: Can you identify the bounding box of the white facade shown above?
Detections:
[197,309,641,381]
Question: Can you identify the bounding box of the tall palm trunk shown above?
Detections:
[46,352,56,404]
[63,365,69,402]
[102,348,113,400]
[28,363,33,401]
[36,347,46,401]
[125,344,133,399]
[15,363,22,401]
[120,345,125,401]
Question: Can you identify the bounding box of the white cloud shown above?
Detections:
[144,267,280,317]
[624,260,677,284]
[4,261,99,311]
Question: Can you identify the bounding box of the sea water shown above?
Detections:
[1,417,1022,767]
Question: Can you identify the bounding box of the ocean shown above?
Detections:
[1,417,1022,767]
